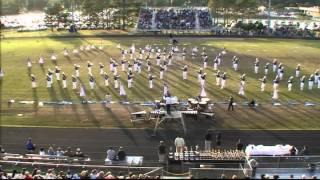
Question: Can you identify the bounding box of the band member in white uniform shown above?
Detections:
[85,45,91,51]
[200,73,206,87]
[127,62,133,72]
[264,63,269,75]
[233,57,239,71]
[39,56,44,66]
[213,57,219,71]
[168,53,173,66]
[198,68,203,82]
[79,85,86,98]
[300,76,305,91]
[156,53,161,66]
[46,74,52,88]
[64,48,69,57]
[89,75,95,90]
[163,83,169,97]
[221,72,227,89]
[272,76,280,100]
[277,63,283,75]
[159,65,164,80]
[287,76,293,91]
[48,68,54,84]
[109,58,114,71]
[61,72,67,88]
[133,59,138,72]
[55,66,61,81]
[148,74,155,89]
[216,70,221,86]
[203,54,208,69]
[119,82,126,96]
[182,65,188,80]
[27,57,32,68]
[314,69,319,84]
[137,60,142,74]
[295,64,301,78]
[51,53,57,61]
[127,71,134,88]
[112,63,118,75]
[279,67,284,80]
[163,60,168,71]
[254,58,259,74]
[73,48,79,55]
[114,75,120,89]
[121,59,127,71]
[318,76,320,89]
[74,64,80,77]
[79,46,84,52]
[272,59,277,73]
[260,76,267,92]
[31,74,37,88]
[240,74,246,86]
[103,72,109,86]
[87,61,93,76]
[147,60,152,72]
[238,82,245,96]
[72,75,77,89]
[308,74,314,90]
[99,63,105,75]
[182,48,186,61]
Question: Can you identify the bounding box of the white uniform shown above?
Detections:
[239,83,245,96]
[183,71,187,80]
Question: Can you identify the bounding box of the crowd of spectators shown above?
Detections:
[137,8,213,30]
[155,8,196,30]
[197,9,213,29]
[137,8,154,30]
[0,168,161,179]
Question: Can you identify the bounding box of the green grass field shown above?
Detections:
[1,37,320,129]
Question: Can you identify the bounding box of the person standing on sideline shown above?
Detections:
[228,95,234,111]
[174,136,185,153]
[216,132,221,148]
[236,139,244,151]
[204,130,212,151]
[158,141,166,164]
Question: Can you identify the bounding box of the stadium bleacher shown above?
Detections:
[137,7,213,31]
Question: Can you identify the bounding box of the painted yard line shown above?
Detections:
[1,125,320,131]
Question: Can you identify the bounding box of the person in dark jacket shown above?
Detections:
[117,147,126,161]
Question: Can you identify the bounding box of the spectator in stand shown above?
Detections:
[290,146,297,156]
[106,147,116,161]
[39,147,46,155]
[90,169,98,179]
[204,130,212,151]
[117,147,126,161]
[56,147,64,156]
[26,138,36,153]
[300,145,310,156]
[0,145,5,153]
[47,146,55,156]
[64,147,74,157]
[174,136,185,153]
[236,139,244,151]
[75,147,84,157]
[158,141,166,164]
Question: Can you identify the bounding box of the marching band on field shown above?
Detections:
[24,43,319,100]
